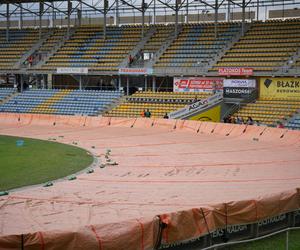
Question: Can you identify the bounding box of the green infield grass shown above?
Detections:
[0,135,93,190]
[231,229,300,250]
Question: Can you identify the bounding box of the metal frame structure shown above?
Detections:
[0,0,299,41]
[0,0,299,92]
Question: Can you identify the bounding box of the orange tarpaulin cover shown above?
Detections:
[0,113,300,249]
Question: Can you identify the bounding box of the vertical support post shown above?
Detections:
[79,75,82,90]
[257,0,259,21]
[118,75,121,90]
[39,1,43,40]
[144,76,147,91]
[227,0,230,22]
[152,76,156,92]
[42,75,46,89]
[44,74,48,89]
[6,3,9,42]
[77,8,82,27]
[153,0,156,24]
[126,76,129,96]
[214,0,218,39]
[115,0,119,26]
[19,3,23,29]
[52,2,55,28]
[242,0,245,35]
[142,0,145,37]
[20,74,24,93]
[175,0,179,35]
[185,0,188,23]
[104,0,108,40]
[67,0,71,37]
[286,230,289,250]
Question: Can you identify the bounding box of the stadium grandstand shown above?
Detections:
[0,0,300,249]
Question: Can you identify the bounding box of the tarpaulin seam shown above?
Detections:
[37,231,45,250]
[90,225,103,250]
[131,118,138,128]
[7,195,208,207]
[76,177,300,183]
[192,208,202,235]
[253,200,258,221]
[21,234,24,250]
[200,208,213,245]
[136,219,145,250]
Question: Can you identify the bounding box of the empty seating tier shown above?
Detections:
[232,98,300,125]
[0,28,47,69]
[211,19,300,72]
[0,89,123,116]
[0,88,16,102]
[104,91,211,118]
[41,25,147,71]
[154,22,241,68]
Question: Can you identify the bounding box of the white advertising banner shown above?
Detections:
[56,67,88,74]
[223,79,256,88]
[169,93,223,119]
[118,68,153,75]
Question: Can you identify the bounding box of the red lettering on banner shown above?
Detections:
[174,77,224,92]
[218,67,253,76]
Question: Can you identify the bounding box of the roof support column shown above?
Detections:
[242,0,245,35]
[153,0,156,24]
[256,0,259,21]
[19,3,23,29]
[115,0,119,26]
[214,0,218,39]
[39,1,43,40]
[67,0,71,36]
[227,0,230,22]
[185,0,188,23]
[142,0,146,37]
[77,8,82,27]
[52,2,55,28]
[104,0,108,40]
[175,0,179,35]
[6,3,9,42]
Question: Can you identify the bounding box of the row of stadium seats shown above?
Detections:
[155,22,241,68]
[41,25,147,71]
[0,89,123,116]
[286,113,300,130]
[211,19,300,72]
[232,98,300,125]
[104,91,211,118]
[34,28,68,61]
[0,19,299,73]
[0,29,47,69]
[143,25,174,54]
[0,88,16,102]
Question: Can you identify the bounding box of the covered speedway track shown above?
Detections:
[0,113,300,250]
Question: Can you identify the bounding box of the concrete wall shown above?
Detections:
[269,9,300,19]
[230,11,255,20]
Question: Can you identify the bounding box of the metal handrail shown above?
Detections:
[201,226,300,250]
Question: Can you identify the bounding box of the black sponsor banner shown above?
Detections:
[211,224,251,244]
[223,87,255,98]
[258,213,289,235]
[294,210,300,226]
